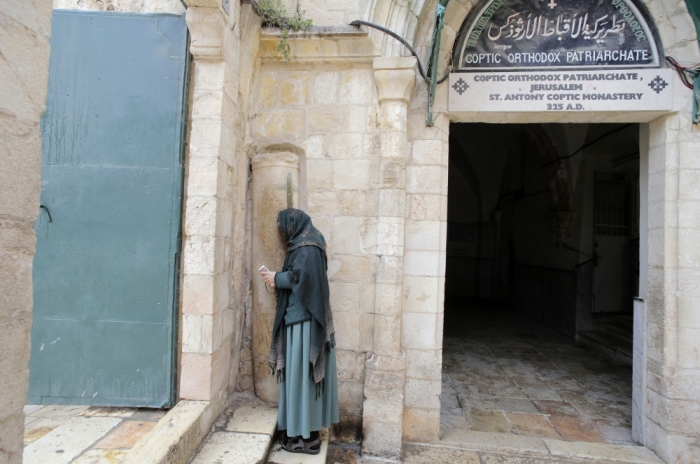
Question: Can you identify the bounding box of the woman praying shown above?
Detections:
[258,208,339,455]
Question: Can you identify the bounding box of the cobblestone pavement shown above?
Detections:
[441,307,634,445]
[23,405,167,463]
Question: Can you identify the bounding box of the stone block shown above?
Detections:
[408,194,442,221]
[380,159,406,189]
[180,353,212,401]
[186,156,219,197]
[678,200,700,229]
[405,220,440,251]
[405,379,441,409]
[345,105,367,132]
[402,313,437,350]
[380,131,408,160]
[251,109,306,139]
[332,216,363,254]
[678,228,700,268]
[680,170,700,200]
[226,405,278,436]
[340,189,377,217]
[376,255,403,284]
[378,189,406,218]
[313,71,340,105]
[183,314,214,354]
[361,313,374,351]
[193,59,225,92]
[363,398,403,423]
[403,276,439,314]
[308,191,338,216]
[375,283,403,316]
[404,250,440,277]
[191,431,270,464]
[281,71,310,105]
[302,135,326,159]
[373,315,402,355]
[333,160,375,190]
[336,350,365,382]
[339,69,375,105]
[309,107,344,132]
[328,133,364,159]
[376,217,404,256]
[380,102,408,132]
[678,294,700,329]
[210,340,231,396]
[329,281,362,313]
[406,165,442,194]
[334,311,362,350]
[364,133,381,157]
[258,74,279,108]
[361,421,402,458]
[192,90,224,119]
[189,119,223,152]
[412,139,443,165]
[183,235,217,275]
[677,328,700,368]
[338,381,364,414]
[406,350,442,380]
[402,408,440,443]
[185,195,217,237]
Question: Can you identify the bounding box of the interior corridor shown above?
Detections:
[440,301,633,445]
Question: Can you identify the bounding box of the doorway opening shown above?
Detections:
[441,122,640,445]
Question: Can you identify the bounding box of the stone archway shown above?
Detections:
[360,0,700,462]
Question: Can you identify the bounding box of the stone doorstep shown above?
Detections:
[191,405,280,464]
[414,429,664,464]
[121,400,212,464]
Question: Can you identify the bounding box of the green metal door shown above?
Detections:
[28,10,189,408]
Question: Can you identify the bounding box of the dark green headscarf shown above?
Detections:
[269,209,335,388]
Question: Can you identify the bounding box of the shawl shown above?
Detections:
[268,209,335,388]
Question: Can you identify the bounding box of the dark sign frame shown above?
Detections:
[452,0,665,71]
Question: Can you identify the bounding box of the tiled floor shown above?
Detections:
[23,404,167,464]
[441,306,634,445]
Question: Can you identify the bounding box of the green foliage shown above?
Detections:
[257,0,313,61]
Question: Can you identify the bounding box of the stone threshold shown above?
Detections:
[121,400,214,464]
[406,429,664,464]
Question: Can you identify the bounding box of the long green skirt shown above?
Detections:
[277,321,339,438]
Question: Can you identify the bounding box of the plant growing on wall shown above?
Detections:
[257,0,312,61]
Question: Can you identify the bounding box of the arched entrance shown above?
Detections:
[359,0,700,461]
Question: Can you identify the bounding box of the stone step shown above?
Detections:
[414,429,664,464]
[576,330,633,366]
[190,405,278,464]
[266,435,329,464]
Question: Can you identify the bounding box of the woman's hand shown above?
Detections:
[259,270,276,288]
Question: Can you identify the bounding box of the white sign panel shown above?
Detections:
[449,68,673,113]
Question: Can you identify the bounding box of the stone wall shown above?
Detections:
[53,0,185,13]
[0,1,52,463]
[250,32,381,438]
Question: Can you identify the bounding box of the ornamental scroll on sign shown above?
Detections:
[453,0,663,71]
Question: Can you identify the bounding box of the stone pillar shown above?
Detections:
[180,7,233,403]
[0,2,52,463]
[251,152,300,403]
[361,57,416,460]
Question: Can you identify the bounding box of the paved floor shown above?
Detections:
[23,405,167,464]
[441,306,634,445]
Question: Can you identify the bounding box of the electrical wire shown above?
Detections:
[666,56,700,90]
[541,124,632,168]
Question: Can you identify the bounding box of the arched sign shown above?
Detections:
[453,0,664,71]
[448,0,672,113]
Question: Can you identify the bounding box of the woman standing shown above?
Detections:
[258,208,339,455]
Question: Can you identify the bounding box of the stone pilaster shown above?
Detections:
[180,7,231,403]
[361,57,416,460]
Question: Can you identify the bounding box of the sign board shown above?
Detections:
[453,0,663,71]
[449,68,672,112]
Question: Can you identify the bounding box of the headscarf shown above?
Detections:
[268,209,335,390]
